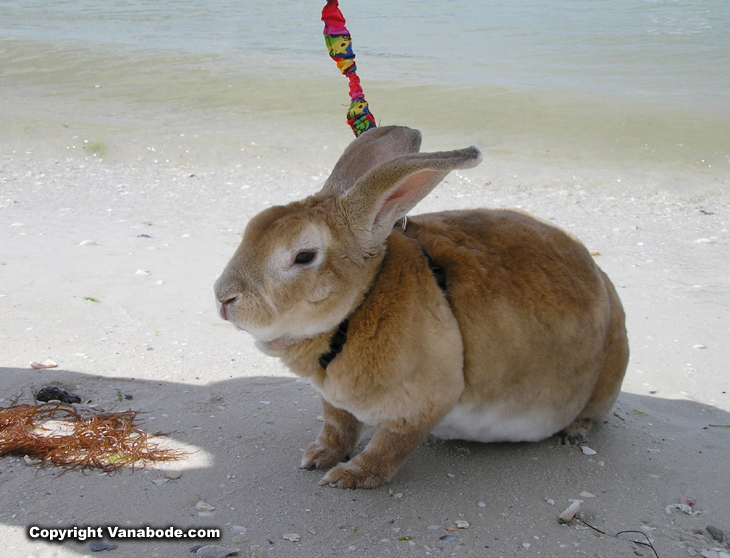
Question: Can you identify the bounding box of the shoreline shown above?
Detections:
[2,37,728,200]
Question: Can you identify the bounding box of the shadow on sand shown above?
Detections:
[1,366,729,557]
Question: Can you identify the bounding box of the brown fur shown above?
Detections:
[214,126,629,488]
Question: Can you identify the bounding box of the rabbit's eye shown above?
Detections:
[294,251,316,265]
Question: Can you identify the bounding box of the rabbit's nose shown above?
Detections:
[217,296,238,321]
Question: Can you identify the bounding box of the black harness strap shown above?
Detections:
[318,246,446,370]
[422,248,447,291]
[318,319,349,370]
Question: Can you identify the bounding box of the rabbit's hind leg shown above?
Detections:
[558,417,593,445]
[559,280,629,446]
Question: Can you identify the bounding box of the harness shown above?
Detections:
[318,247,446,370]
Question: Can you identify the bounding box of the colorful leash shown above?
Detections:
[321,0,377,136]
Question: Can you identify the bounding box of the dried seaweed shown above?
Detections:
[0,400,187,473]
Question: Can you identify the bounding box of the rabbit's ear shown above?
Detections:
[320,126,422,195]
[343,147,483,250]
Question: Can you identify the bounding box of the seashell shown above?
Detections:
[558,501,581,523]
[665,503,694,515]
[195,500,215,512]
[30,359,58,369]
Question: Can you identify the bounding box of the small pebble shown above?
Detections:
[79,240,97,246]
[35,386,81,404]
[581,446,597,455]
[283,533,300,542]
[693,344,706,349]
[152,479,168,486]
[194,545,240,558]
[707,526,725,543]
[165,471,182,480]
[427,525,442,530]
[89,541,118,552]
[579,491,596,498]
[477,502,487,508]
[439,535,455,542]
[446,473,455,478]
[454,520,470,529]
[135,269,150,276]
[522,543,531,549]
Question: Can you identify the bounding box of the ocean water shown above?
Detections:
[1,0,728,192]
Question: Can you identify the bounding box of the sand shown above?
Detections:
[2,107,730,558]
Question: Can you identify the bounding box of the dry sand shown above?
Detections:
[1,117,730,558]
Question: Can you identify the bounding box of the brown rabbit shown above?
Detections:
[214,126,628,489]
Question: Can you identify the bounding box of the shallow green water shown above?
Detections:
[1,9,728,197]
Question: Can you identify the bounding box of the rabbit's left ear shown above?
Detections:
[342,146,483,250]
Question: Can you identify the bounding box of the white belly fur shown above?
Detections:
[431,403,566,443]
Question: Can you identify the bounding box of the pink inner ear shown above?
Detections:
[375,170,437,225]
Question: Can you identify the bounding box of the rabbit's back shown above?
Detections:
[404,209,628,442]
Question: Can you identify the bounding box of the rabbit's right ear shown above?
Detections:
[320,126,422,195]
[342,146,483,252]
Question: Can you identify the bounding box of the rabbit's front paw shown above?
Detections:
[300,441,349,470]
[318,456,390,489]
